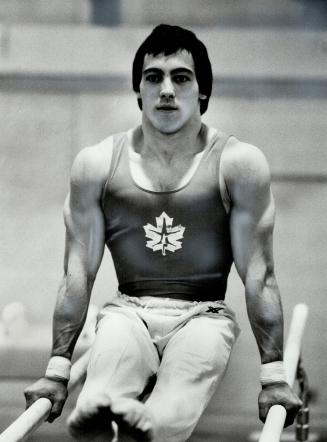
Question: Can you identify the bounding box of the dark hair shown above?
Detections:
[132,24,212,115]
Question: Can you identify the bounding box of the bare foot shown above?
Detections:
[111,397,156,442]
[67,395,155,442]
[67,393,115,441]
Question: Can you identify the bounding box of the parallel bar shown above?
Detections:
[284,304,309,387]
[0,303,309,442]
[0,348,91,442]
[67,348,91,393]
[259,406,287,442]
[0,398,52,442]
[258,303,309,442]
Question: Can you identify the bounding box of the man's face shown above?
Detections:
[138,50,205,134]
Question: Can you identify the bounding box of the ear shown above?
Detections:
[199,93,207,100]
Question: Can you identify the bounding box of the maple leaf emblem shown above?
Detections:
[143,212,185,256]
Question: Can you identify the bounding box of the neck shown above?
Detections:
[135,116,205,164]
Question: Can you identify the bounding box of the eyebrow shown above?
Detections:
[143,67,194,76]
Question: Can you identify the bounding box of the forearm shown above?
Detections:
[245,271,284,364]
[51,273,93,360]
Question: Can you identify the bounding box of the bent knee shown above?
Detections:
[150,401,200,442]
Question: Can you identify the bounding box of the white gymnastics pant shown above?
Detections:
[68,293,240,442]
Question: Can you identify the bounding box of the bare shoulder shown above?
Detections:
[220,136,273,211]
[221,136,271,189]
[70,135,115,190]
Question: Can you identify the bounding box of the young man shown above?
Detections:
[24,25,301,442]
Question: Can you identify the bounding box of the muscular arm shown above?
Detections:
[25,144,111,421]
[221,139,301,425]
[52,148,106,359]
[224,142,282,363]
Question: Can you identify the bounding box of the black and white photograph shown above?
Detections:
[0,1,326,441]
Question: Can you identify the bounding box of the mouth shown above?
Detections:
[156,105,178,111]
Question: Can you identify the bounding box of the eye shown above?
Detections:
[145,74,162,83]
[173,75,191,84]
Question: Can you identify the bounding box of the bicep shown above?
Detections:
[222,141,276,284]
[230,187,275,285]
[64,197,105,278]
[63,153,106,280]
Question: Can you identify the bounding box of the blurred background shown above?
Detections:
[0,1,326,441]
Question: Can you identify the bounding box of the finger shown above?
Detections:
[24,392,38,410]
[284,411,297,428]
[47,399,66,423]
[284,404,302,428]
[258,404,270,423]
[47,410,60,423]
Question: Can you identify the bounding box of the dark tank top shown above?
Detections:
[101,129,233,301]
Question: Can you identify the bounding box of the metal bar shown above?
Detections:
[0,303,309,442]
[296,359,310,442]
[258,303,309,442]
[0,348,91,442]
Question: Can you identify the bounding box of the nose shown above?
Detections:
[160,77,175,100]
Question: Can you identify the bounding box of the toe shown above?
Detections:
[110,398,156,442]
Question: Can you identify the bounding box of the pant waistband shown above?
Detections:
[108,291,228,313]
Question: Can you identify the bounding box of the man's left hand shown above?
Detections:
[258,381,302,427]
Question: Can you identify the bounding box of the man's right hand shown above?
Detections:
[24,377,68,422]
